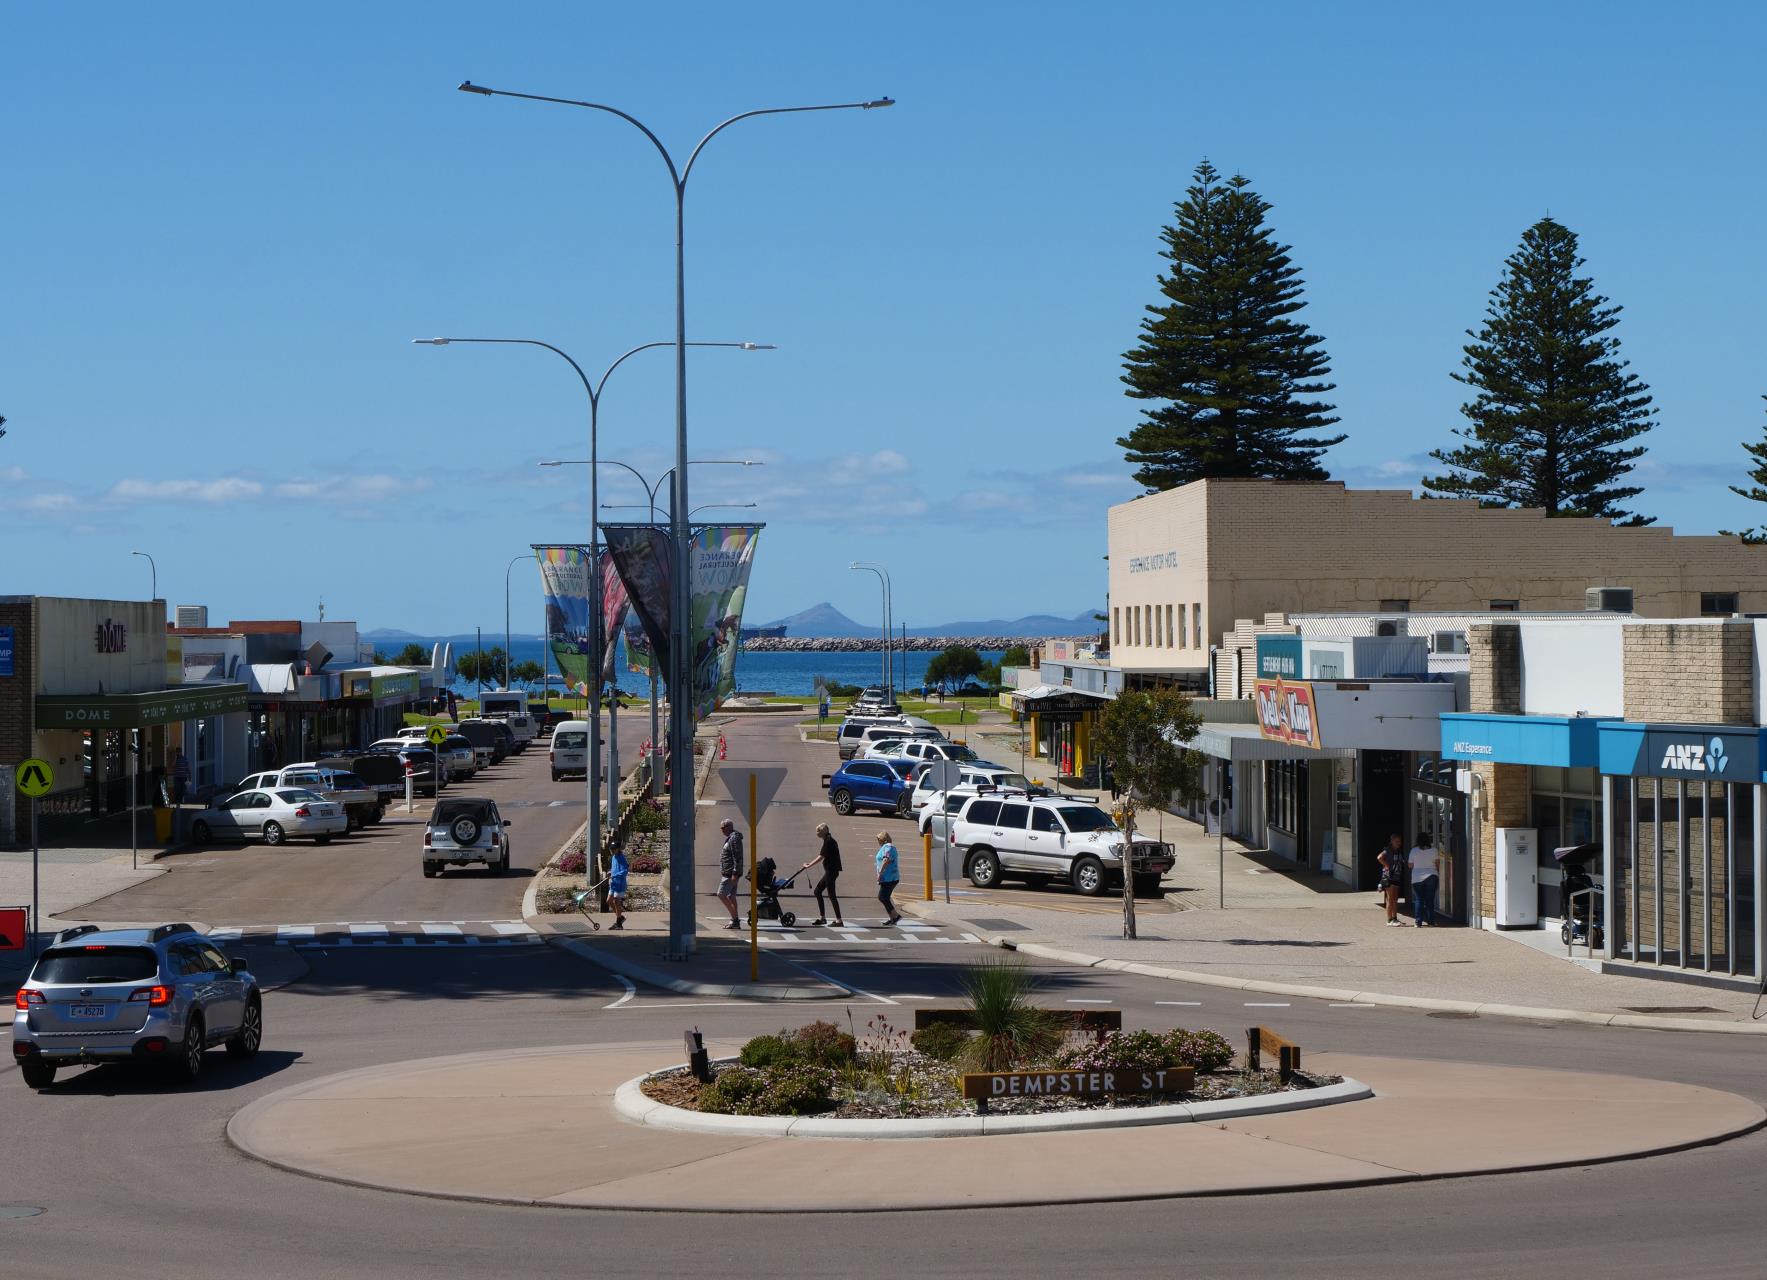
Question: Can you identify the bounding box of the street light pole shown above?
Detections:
[460,81,891,959]
[503,553,528,689]
[851,561,893,701]
[131,550,157,602]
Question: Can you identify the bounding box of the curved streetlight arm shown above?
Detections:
[682,99,896,187]
[412,337,593,404]
[131,550,157,602]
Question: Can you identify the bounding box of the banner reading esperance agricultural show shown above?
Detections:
[533,545,631,695]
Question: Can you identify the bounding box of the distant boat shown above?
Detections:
[740,624,788,641]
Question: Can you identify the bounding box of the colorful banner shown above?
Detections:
[1253,677,1321,749]
[603,523,763,716]
[534,544,631,695]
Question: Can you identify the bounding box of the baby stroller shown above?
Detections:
[1555,843,1604,948]
[746,856,805,928]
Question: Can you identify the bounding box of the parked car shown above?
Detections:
[550,721,590,781]
[319,753,405,805]
[364,743,445,796]
[891,739,991,767]
[909,765,1037,815]
[437,734,478,780]
[847,723,940,761]
[948,794,1173,897]
[856,730,948,761]
[456,719,515,764]
[11,923,262,1088]
[823,758,916,817]
[422,797,512,877]
[481,711,536,751]
[270,764,383,830]
[190,788,348,847]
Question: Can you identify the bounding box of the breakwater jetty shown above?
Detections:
[740,635,1086,653]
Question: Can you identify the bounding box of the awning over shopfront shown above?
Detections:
[35,683,248,730]
[340,666,422,708]
[1012,684,1108,715]
[1439,712,1609,768]
[1193,721,1355,762]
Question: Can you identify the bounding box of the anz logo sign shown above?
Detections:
[1659,738,1728,775]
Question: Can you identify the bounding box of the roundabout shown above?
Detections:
[225,1039,1765,1212]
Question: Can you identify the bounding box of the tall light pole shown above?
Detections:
[502,553,529,689]
[851,562,893,701]
[459,80,891,959]
[545,457,762,798]
[131,550,157,602]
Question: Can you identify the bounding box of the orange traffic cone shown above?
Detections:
[718,734,727,760]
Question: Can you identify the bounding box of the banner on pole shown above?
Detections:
[533,545,592,695]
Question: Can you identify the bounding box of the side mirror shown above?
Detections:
[501,819,512,828]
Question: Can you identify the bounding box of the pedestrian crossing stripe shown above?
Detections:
[758,932,985,946]
[205,920,539,945]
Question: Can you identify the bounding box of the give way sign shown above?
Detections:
[717,767,789,827]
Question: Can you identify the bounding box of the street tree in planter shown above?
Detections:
[1094,687,1204,939]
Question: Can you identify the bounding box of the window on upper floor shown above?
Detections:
[1701,591,1739,616]
[1380,598,1410,613]
[1488,599,1519,612]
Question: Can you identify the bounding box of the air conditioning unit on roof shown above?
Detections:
[174,605,208,628]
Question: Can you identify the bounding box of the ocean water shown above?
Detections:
[383,637,1005,699]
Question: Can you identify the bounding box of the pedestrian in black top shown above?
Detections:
[717,818,744,929]
[801,823,844,927]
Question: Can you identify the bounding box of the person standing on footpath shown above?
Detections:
[717,818,744,929]
[801,823,844,927]
[874,830,902,926]
[170,750,192,808]
[606,841,629,931]
[1377,832,1408,926]
[1408,831,1442,927]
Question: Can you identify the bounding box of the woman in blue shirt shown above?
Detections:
[874,830,901,927]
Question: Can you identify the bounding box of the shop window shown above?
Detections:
[1700,591,1739,616]
[1153,606,1162,648]
[1266,759,1299,833]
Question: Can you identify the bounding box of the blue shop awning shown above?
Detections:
[1439,713,1609,768]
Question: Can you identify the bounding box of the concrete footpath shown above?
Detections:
[225,1039,1765,1210]
[532,913,847,1001]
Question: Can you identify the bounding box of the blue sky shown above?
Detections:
[4,2,1765,634]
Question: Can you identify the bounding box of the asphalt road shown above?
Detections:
[8,715,1767,1278]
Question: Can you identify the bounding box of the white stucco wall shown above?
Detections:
[1518,620,1625,717]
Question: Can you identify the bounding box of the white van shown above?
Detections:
[479,690,531,719]
[550,720,590,781]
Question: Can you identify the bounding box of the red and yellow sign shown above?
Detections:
[1254,678,1320,749]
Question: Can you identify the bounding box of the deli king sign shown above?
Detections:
[1254,677,1321,749]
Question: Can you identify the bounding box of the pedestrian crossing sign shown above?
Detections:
[14,758,53,798]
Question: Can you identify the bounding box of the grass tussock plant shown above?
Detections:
[956,959,1063,1072]
[909,1021,970,1061]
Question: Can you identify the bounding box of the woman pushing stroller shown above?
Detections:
[799,823,844,927]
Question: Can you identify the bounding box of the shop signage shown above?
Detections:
[961,1066,1195,1100]
[1597,722,1764,783]
[1126,552,1178,574]
[35,684,247,729]
[1440,714,1607,768]
[1254,677,1320,749]
[0,626,12,677]
[94,618,128,654]
[1255,634,1302,679]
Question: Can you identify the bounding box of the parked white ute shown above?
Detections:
[948,794,1174,897]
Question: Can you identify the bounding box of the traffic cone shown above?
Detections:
[717,734,727,761]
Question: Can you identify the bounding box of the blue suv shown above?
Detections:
[824,758,916,817]
[12,923,262,1089]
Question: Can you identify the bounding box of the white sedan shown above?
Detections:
[189,788,349,847]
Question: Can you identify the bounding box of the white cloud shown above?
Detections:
[0,465,25,483]
[1062,470,1132,490]
[273,473,424,503]
[108,476,265,504]
[23,492,78,512]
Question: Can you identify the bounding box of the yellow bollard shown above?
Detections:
[923,830,933,900]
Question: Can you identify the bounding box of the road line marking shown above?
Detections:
[695,799,716,806]
[420,923,462,935]
[1330,1003,1377,1009]
[349,923,388,936]
[803,967,897,1006]
[1156,1001,1203,1006]
[491,921,535,935]
[891,994,934,1000]
[1066,998,1111,1005]
[605,976,637,1009]
[1245,1002,1290,1007]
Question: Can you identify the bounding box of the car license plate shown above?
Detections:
[67,1004,108,1019]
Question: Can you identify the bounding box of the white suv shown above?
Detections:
[909,765,1033,815]
[950,794,1174,897]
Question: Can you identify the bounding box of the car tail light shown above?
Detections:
[129,985,173,1007]
[14,989,44,1010]
[294,806,311,818]
[549,750,555,763]
[423,831,432,848]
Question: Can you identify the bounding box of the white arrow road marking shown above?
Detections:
[604,976,637,1009]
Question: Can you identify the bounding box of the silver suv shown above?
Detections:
[950,794,1175,897]
[11,923,262,1089]
[422,797,513,877]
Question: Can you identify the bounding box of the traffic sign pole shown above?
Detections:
[15,759,55,957]
[30,797,38,958]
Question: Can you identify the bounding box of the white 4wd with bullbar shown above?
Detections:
[422,798,513,877]
[950,794,1173,897]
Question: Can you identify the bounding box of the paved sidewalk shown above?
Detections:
[225,1041,1765,1210]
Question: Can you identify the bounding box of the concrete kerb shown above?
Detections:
[551,933,847,1002]
[613,1061,1376,1139]
[955,933,1767,1037]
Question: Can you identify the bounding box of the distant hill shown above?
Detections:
[758,603,1100,639]
[361,627,424,640]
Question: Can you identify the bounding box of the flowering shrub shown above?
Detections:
[1059,1028,1234,1075]
[696,1063,835,1115]
[629,853,664,875]
[554,850,587,876]
[736,1021,857,1073]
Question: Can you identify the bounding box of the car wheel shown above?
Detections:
[832,789,855,816]
[225,999,262,1059]
[422,862,440,878]
[451,816,481,846]
[261,821,286,847]
[19,1057,55,1089]
[895,792,912,817]
[967,848,1001,888]
[1072,856,1105,897]
[315,834,332,845]
[551,772,560,783]
[192,820,212,845]
[343,811,357,832]
[170,1015,205,1083]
